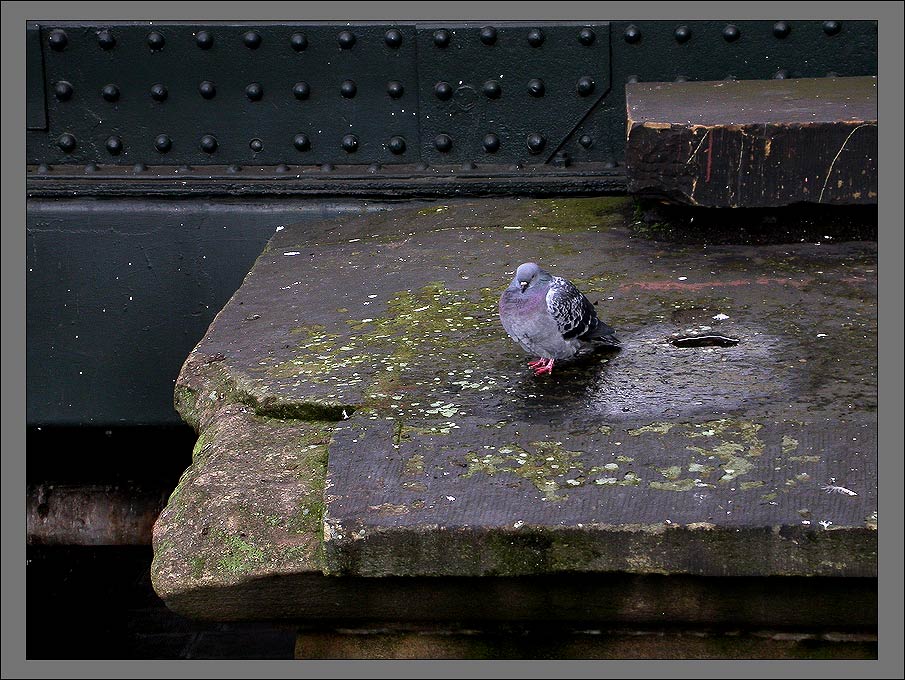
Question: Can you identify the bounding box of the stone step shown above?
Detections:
[625,76,877,207]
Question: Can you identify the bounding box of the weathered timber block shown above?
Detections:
[625,77,877,207]
[152,198,876,620]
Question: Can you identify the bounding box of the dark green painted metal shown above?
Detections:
[27,23,48,130]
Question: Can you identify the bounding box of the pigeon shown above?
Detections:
[499,262,620,376]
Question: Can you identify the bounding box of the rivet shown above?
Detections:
[387,80,404,98]
[338,30,356,49]
[624,25,641,44]
[434,81,453,101]
[53,81,73,101]
[154,134,172,153]
[823,20,841,36]
[578,135,593,149]
[249,138,264,153]
[388,136,406,154]
[526,133,546,154]
[105,135,123,155]
[368,163,381,174]
[85,163,99,173]
[245,82,264,101]
[773,21,791,39]
[433,29,451,47]
[57,133,77,153]
[626,75,640,84]
[722,24,740,42]
[199,81,216,99]
[292,82,311,100]
[275,164,291,173]
[341,134,359,152]
[340,80,357,98]
[293,133,311,151]
[385,29,403,48]
[724,74,738,81]
[604,159,618,169]
[674,25,691,43]
[527,78,545,98]
[101,84,120,102]
[773,69,789,80]
[527,28,545,47]
[199,135,218,153]
[97,29,116,50]
[674,75,689,82]
[243,31,262,49]
[576,76,595,96]
[320,163,333,172]
[482,133,500,153]
[150,83,168,102]
[228,163,242,173]
[483,80,502,99]
[509,163,522,171]
[48,29,68,51]
[132,163,147,173]
[177,164,192,172]
[415,162,428,171]
[826,71,840,78]
[480,26,497,45]
[434,134,453,152]
[195,30,214,49]
[578,27,596,45]
[552,151,570,168]
[147,31,165,51]
[290,33,308,51]
[37,163,51,173]
[461,161,476,170]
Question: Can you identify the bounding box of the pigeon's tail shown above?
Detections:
[584,320,621,347]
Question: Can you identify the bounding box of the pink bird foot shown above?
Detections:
[527,358,546,369]
[531,358,554,376]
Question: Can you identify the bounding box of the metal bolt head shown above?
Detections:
[105,135,123,155]
[576,76,595,96]
[199,135,218,153]
[482,133,500,153]
[341,134,359,152]
[773,21,791,38]
[150,83,168,102]
[527,28,545,47]
[132,163,146,173]
[85,163,99,173]
[290,32,308,51]
[626,74,640,84]
[101,84,120,102]
[483,80,501,99]
[722,24,740,42]
[388,136,406,154]
[340,80,357,98]
[243,31,262,49]
[387,81,404,99]
[199,81,216,99]
[154,134,172,153]
[292,81,310,100]
[578,27,596,45]
[433,29,451,47]
[578,135,593,149]
[338,30,356,49]
[480,26,497,45]
[249,138,264,153]
[195,30,213,49]
[527,78,545,98]
[674,74,689,82]
[245,82,264,101]
[674,25,692,43]
[293,133,311,151]
[57,133,77,153]
[227,163,242,173]
[53,81,73,101]
[624,25,642,44]
[147,31,165,51]
[823,20,842,36]
[434,81,453,101]
[48,29,68,51]
[385,29,403,48]
[434,134,453,152]
[773,69,789,80]
[526,133,546,154]
[97,29,116,50]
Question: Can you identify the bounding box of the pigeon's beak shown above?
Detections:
[519,281,529,293]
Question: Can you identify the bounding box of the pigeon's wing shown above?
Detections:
[546,276,599,340]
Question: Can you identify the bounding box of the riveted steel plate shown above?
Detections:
[416,23,610,165]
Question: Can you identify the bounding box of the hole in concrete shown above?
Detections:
[669,334,740,348]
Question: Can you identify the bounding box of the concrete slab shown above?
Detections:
[153,198,877,609]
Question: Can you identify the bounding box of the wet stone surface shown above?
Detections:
[157,197,877,589]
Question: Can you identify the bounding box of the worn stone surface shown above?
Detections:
[153,197,877,611]
[625,77,878,207]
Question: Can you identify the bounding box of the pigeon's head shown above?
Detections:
[513,262,548,293]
